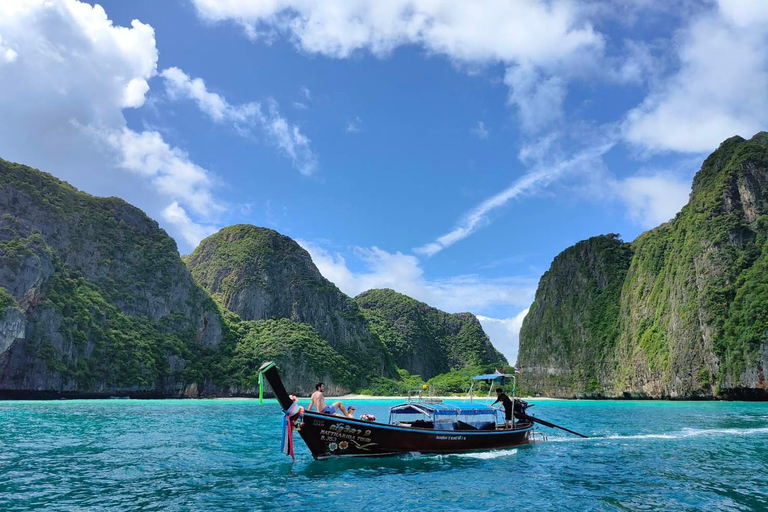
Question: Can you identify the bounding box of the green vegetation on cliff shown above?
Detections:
[0,286,18,320]
[0,160,508,398]
[519,133,768,399]
[0,159,196,313]
[228,317,356,391]
[0,159,223,395]
[518,234,632,396]
[186,224,337,302]
[356,288,506,379]
[186,224,395,392]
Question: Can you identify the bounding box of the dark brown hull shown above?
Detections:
[257,362,536,460]
[298,411,534,459]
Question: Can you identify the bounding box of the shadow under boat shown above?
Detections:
[259,362,540,460]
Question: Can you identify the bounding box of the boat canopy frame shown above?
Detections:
[468,373,517,402]
[388,400,500,430]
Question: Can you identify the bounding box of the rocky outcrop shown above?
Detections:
[186,225,395,392]
[0,158,222,397]
[517,235,632,397]
[0,160,509,399]
[356,288,506,379]
[0,307,24,356]
[518,133,768,399]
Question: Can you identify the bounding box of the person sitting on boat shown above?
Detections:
[345,405,356,418]
[492,387,513,429]
[308,382,349,416]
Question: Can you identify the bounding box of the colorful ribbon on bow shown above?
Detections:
[281,400,302,461]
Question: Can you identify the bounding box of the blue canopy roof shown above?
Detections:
[390,401,497,417]
[472,373,515,381]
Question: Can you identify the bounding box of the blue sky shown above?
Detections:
[1,0,767,362]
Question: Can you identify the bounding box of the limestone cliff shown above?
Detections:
[186,225,395,392]
[0,161,511,399]
[356,288,507,379]
[0,159,223,397]
[517,235,632,397]
[518,133,768,399]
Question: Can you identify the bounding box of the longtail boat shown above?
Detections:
[258,362,579,460]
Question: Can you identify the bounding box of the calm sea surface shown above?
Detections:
[1,398,767,511]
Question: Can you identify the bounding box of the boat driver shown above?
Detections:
[492,387,513,429]
[308,382,349,416]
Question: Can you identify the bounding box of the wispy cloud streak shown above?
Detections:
[161,67,318,175]
[415,140,616,256]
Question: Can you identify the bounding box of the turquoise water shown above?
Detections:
[1,399,767,511]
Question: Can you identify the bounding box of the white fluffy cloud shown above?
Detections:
[191,0,604,132]
[717,0,768,27]
[477,309,529,364]
[162,67,230,121]
[624,0,768,153]
[0,34,18,63]
[105,128,225,218]
[191,0,602,64]
[504,64,567,132]
[0,0,226,250]
[297,240,536,314]
[161,202,219,249]
[161,67,318,175]
[0,0,157,155]
[616,173,691,228]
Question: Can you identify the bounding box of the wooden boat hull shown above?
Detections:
[298,411,534,459]
[257,361,535,460]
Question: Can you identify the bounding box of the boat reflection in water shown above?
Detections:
[258,362,547,460]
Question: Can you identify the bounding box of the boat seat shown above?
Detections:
[411,419,434,429]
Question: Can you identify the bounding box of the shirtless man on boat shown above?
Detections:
[308,382,348,416]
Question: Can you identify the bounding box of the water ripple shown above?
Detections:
[1,399,767,511]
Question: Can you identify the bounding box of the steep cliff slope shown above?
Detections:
[186,225,395,391]
[518,133,768,399]
[356,288,506,379]
[0,162,509,398]
[517,235,632,397]
[0,159,223,397]
[615,133,768,399]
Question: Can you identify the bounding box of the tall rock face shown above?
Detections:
[0,159,223,397]
[355,288,506,379]
[517,235,632,397]
[186,225,395,392]
[518,133,768,399]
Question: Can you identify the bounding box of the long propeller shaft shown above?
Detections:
[517,413,589,438]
